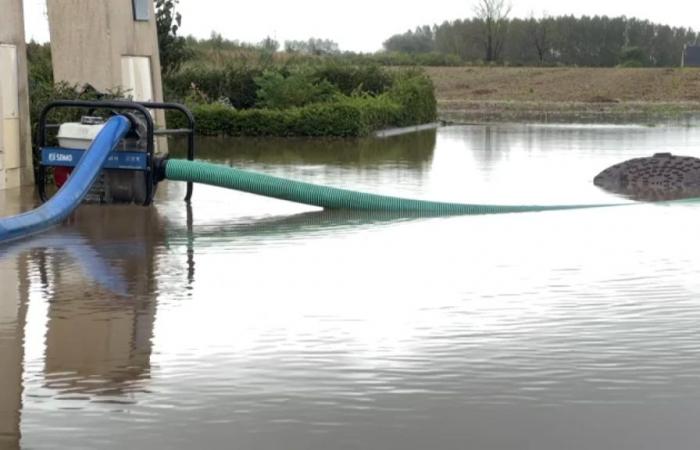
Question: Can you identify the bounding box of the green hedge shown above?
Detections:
[168,87,431,138]
[254,70,339,109]
[164,62,437,136]
[170,101,360,137]
[164,64,262,109]
[310,64,393,96]
[165,62,418,109]
[168,71,435,137]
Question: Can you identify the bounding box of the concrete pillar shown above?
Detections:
[0,0,34,191]
[47,0,167,131]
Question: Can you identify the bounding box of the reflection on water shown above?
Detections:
[3,122,700,449]
[0,253,28,450]
[1,205,165,449]
[187,131,437,167]
[40,207,161,398]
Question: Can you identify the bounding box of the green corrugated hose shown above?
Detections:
[165,159,627,216]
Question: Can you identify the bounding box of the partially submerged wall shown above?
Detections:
[0,0,33,190]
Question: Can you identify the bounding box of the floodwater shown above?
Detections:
[2,120,700,450]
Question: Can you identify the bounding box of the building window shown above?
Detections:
[132,0,150,21]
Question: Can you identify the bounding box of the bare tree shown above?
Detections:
[527,13,550,65]
[473,0,512,62]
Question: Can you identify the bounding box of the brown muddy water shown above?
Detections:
[2,120,700,450]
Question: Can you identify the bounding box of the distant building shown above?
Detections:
[682,45,700,67]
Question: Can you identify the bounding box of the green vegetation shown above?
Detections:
[158,3,437,138]
[26,0,696,140]
[167,70,436,137]
[25,0,437,139]
[162,48,437,138]
[155,0,193,76]
[27,51,436,140]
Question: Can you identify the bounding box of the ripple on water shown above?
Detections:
[5,122,700,449]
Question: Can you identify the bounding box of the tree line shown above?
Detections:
[384,15,699,67]
[154,0,342,75]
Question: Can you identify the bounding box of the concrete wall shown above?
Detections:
[0,0,34,191]
[47,0,166,129]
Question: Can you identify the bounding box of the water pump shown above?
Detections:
[36,100,195,206]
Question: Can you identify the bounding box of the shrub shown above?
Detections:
[170,96,407,137]
[311,63,393,95]
[339,94,402,130]
[293,102,367,136]
[387,71,437,125]
[26,41,53,87]
[164,64,262,109]
[165,62,399,107]
[230,108,299,136]
[167,70,437,136]
[254,70,339,109]
[619,46,647,67]
[184,102,238,135]
[170,102,362,137]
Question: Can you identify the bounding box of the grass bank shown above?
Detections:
[427,67,700,122]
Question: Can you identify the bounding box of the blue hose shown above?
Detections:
[0,116,131,245]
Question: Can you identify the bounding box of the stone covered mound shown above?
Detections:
[594,153,700,201]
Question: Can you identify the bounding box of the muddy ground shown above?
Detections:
[427,66,700,122]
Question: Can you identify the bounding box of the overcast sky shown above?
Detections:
[23,0,700,53]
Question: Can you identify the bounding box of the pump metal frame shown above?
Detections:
[36,100,196,205]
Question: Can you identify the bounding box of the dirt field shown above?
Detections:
[426,66,700,122]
